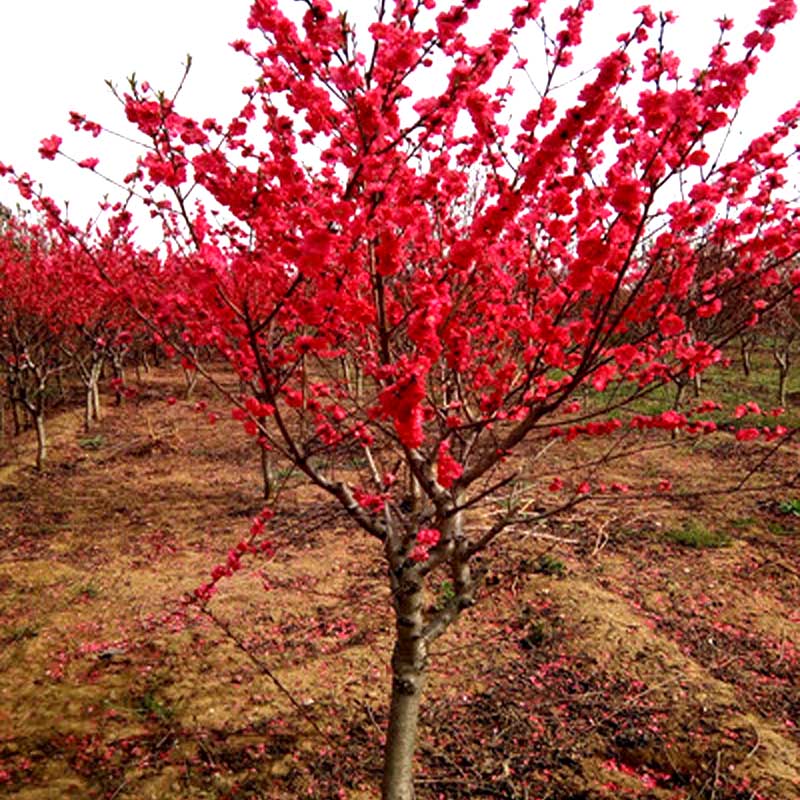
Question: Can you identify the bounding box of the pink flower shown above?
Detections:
[38,135,62,160]
[410,545,430,562]
[416,528,441,546]
[437,441,463,488]
[658,313,684,337]
[409,528,441,563]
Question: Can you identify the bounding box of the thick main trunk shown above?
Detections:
[383,661,425,800]
[382,578,427,800]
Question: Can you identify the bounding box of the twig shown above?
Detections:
[199,605,333,745]
[108,777,129,800]
[591,520,610,557]
[518,530,579,545]
[362,701,383,738]
[746,724,761,760]
[711,750,722,800]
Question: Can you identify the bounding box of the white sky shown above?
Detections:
[1,0,799,229]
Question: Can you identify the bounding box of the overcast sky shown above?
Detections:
[1,0,798,228]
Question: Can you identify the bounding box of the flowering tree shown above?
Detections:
[0,217,73,469]
[6,0,800,796]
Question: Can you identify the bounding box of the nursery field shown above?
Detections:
[0,365,799,800]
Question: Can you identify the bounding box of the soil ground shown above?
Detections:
[0,365,798,799]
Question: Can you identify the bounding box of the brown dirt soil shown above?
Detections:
[0,367,798,799]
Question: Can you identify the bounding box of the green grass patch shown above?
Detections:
[2,624,39,643]
[665,521,731,549]
[534,553,567,576]
[778,498,800,517]
[135,689,174,723]
[766,520,795,537]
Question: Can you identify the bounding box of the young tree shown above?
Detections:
[763,293,799,405]
[7,0,800,796]
[0,218,71,469]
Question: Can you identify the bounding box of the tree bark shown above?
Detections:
[92,375,102,421]
[774,349,790,406]
[34,412,47,471]
[85,385,94,432]
[382,577,427,800]
[740,337,752,377]
[672,379,684,412]
[184,367,198,400]
[112,353,125,405]
[778,366,788,407]
[84,359,104,431]
[11,391,22,436]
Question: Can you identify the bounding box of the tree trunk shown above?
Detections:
[774,349,790,406]
[34,412,47,471]
[692,372,702,398]
[740,337,752,377]
[84,359,104,431]
[92,374,102,421]
[8,392,22,436]
[112,353,125,405]
[382,578,427,800]
[383,661,426,800]
[55,369,66,404]
[85,385,94,432]
[673,380,684,411]
[11,393,22,435]
[184,367,198,400]
[778,366,789,407]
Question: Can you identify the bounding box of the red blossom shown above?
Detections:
[436,441,463,488]
[38,135,62,160]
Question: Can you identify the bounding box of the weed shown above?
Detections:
[778,498,800,517]
[435,580,456,610]
[519,621,552,650]
[78,435,105,450]
[767,520,793,537]
[535,553,566,577]
[665,521,730,549]
[76,584,99,599]
[136,690,174,723]
[3,624,39,642]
